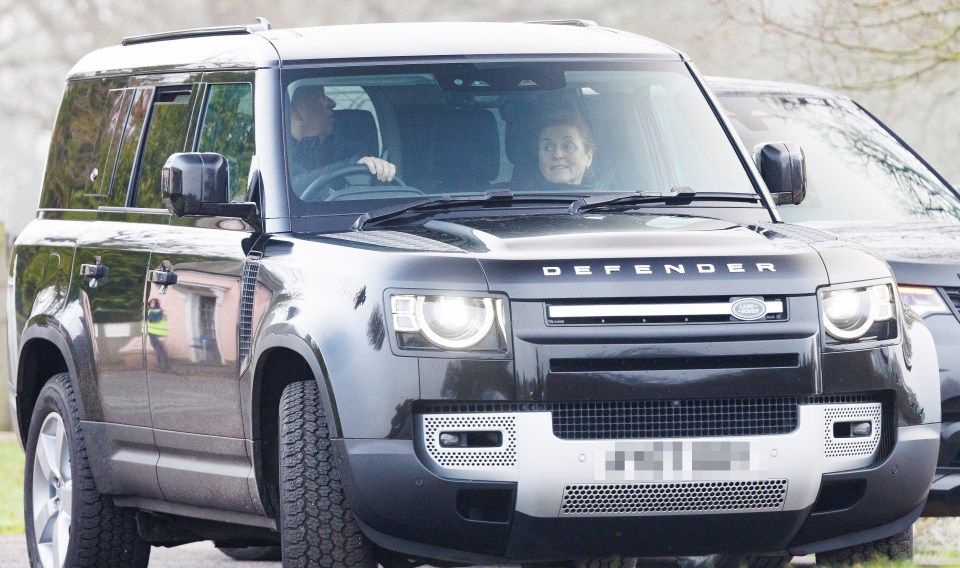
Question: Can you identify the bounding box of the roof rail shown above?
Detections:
[122,17,272,46]
[523,19,598,27]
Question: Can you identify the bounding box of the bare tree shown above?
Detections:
[713,0,960,93]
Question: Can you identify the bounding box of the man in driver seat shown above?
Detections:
[289,84,396,182]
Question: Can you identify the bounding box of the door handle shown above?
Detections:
[79,257,108,279]
[148,269,178,286]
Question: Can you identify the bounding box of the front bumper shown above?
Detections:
[336,401,937,563]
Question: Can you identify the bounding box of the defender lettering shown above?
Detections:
[543,261,780,276]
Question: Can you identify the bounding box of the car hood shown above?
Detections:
[322,213,867,299]
[805,221,960,286]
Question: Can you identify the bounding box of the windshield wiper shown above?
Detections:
[568,187,761,215]
[352,189,578,230]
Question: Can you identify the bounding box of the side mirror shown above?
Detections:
[752,142,806,206]
[162,153,258,219]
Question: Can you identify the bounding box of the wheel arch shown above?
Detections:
[15,324,79,443]
[250,332,340,519]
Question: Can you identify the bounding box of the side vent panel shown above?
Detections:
[239,251,262,365]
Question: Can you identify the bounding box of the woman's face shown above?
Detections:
[538,125,594,184]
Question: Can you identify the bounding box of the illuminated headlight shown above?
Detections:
[899,285,951,317]
[820,283,897,343]
[391,294,507,351]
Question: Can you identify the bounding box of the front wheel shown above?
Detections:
[24,373,150,568]
[278,380,375,568]
[816,527,912,566]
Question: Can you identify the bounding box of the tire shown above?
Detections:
[24,373,150,568]
[218,545,282,561]
[816,527,913,566]
[278,380,375,568]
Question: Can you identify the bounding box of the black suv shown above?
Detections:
[708,76,960,517]
[6,19,941,568]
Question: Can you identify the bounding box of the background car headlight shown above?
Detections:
[899,285,951,317]
[391,294,506,351]
[821,283,897,342]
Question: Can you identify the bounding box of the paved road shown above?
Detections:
[0,536,278,567]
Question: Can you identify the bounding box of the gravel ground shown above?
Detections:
[0,520,956,567]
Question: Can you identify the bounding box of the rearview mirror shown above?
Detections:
[752,142,806,206]
[162,152,258,219]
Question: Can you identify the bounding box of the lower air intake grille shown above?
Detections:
[552,398,798,440]
[561,480,788,516]
[824,404,882,458]
[423,414,517,469]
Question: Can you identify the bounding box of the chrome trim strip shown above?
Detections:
[547,300,784,319]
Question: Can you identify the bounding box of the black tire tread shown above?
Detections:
[816,527,913,566]
[26,372,150,568]
[279,380,373,568]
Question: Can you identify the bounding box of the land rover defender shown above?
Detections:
[6,19,940,568]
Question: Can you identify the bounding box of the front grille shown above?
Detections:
[416,393,889,446]
[943,287,960,312]
[560,480,788,516]
[552,399,799,440]
[550,354,799,373]
[545,296,787,325]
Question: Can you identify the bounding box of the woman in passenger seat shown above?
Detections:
[536,111,595,185]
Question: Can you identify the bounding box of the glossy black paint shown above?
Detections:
[5,25,942,564]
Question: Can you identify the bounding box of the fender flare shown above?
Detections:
[251,330,341,438]
[15,321,88,435]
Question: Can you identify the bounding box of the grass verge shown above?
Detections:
[0,437,23,534]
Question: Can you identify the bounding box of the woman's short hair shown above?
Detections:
[535,107,595,151]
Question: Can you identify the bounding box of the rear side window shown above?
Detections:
[106,88,151,206]
[42,79,110,209]
[197,83,255,203]
[133,87,195,208]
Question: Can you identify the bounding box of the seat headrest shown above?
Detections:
[434,108,499,189]
[333,109,379,158]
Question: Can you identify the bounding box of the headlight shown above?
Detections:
[391,294,507,351]
[899,285,951,317]
[820,283,897,343]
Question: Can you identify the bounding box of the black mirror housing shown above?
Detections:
[162,152,258,220]
[753,142,806,206]
[162,153,228,216]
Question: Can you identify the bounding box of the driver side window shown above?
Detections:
[197,83,255,203]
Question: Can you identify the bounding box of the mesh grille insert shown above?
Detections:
[561,480,788,516]
[423,414,517,469]
[552,399,799,439]
[824,404,881,458]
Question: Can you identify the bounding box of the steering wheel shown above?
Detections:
[301,163,407,201]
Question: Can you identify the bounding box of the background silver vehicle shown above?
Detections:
[710,75,960,516]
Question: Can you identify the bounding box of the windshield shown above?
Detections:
[718,92,960,224]
[282,61,755,216]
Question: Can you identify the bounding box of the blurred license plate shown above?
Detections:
[596,440,754,481]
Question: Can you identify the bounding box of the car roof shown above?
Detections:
[68,21,683,79]
[705,75,844,101]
